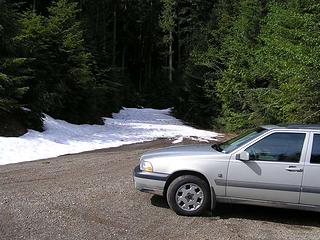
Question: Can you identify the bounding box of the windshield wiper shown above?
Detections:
[211,143,222,152]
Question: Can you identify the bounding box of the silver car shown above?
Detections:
[133,125,320,216]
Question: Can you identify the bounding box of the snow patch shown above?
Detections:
[172,136,184,144]
[21,107,31,112]
[0,108,220,165]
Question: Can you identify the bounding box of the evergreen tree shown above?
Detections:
[174,0,235,127]
[160,0,176,83]
[255,1,320,124]
[15,0,106,123]
[216,0,266,131]
[0,59,30,113]
[0,1,29,113]
[2,0,320,136]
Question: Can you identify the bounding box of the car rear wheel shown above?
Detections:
[166,175,210,216]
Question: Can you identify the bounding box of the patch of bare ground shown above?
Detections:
[1,139,320,240]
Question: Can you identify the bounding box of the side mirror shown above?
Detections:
[236,151,250,161]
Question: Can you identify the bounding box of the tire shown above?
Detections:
[166,175,211,216]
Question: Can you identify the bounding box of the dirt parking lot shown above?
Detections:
[1,139,320,240]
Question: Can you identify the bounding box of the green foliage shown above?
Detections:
[173,64,219,128]
[202,0,320,131]
[0,71,27,112]
[2,0,320,136]
[174,0,234,127]
[159,0,176,44]
[13,0,123,124]
[0,0,18,57]
[0,2,29,113]
[255,1,320,124]
[214,0,266,131]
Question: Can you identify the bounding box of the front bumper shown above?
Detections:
[133,166,169,196]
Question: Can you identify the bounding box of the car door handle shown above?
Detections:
[285,166,303,172]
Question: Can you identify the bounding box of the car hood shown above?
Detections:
[141,144,223,160]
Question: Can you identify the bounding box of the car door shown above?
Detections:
[226,131,308,203]
[300,132,320,206]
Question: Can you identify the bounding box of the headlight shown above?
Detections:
[140,161,153,172]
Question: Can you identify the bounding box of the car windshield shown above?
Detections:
[212,128,267,153]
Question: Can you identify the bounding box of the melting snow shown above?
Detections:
[0,108,220,165]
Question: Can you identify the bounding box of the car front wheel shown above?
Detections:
[166,175,210,216]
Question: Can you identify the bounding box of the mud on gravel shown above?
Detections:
[1,139,320,240]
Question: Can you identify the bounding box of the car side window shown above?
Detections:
[311,134,320,164]
[245,133,305,162]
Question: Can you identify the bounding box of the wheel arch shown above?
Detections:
[164,170,216,210]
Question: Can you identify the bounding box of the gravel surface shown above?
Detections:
[1,139,320,240]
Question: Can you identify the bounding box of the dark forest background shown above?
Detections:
[1,0,320,136]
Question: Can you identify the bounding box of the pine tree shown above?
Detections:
[174,0,235,127]
[256,1,320,124]
[216,0,266,131]
[13,0,105,123]
[160,0,176,83]
[0,1,29,113]
[0,59,30,113]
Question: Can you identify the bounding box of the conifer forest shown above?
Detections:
[1,0,320,135]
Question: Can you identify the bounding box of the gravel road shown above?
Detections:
[1,139,320,240]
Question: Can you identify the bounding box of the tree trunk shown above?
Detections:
[148,46,152,81]
[177,18,181,67]
[169,30,173,83]
[32,0,36,12]
[112,4,117,66]
[102,0,106,55]
[79,0,83,17]
[96,3,99,37]
[139,38,144,92]
[122,0,128,74]
[121,47,126,74]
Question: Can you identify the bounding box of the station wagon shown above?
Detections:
[133,125,320,215]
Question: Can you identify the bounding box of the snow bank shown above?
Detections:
[0,108,220,165]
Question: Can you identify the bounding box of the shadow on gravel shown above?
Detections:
[213,203,320,227]
[151,195,320,227]
[151,195,169,209]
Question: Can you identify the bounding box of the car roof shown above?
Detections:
[261,124,320,131]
